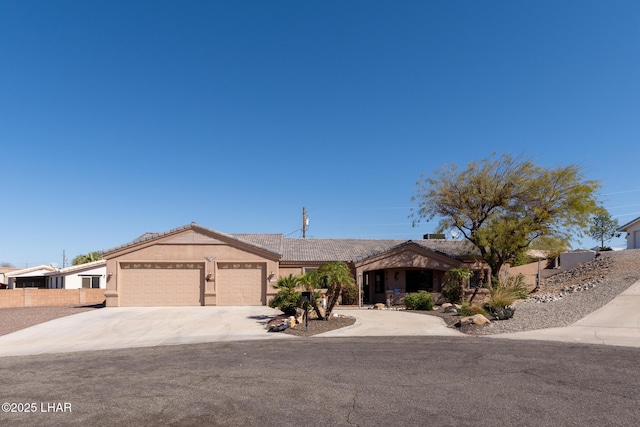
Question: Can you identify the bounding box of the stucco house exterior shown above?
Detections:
[102,222,487,307]
[617,216,640,249]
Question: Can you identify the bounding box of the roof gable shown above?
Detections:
[618,216,640,232]
[103,223,283,259]
[354,241,463,270]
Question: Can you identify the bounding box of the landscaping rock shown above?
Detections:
[373,303,386,310]
[491,306,515,320]
[459,314,491,326]
[444,305,458,314]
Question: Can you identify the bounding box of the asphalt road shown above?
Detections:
[1,336,639,427]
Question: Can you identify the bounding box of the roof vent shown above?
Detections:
[423,233,446,240]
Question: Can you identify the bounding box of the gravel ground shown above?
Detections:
[424,249,640,335]
[0,305,101,336]
[1,250,639,338]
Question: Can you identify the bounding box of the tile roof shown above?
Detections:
[103,223,478,262]
[281,238,477,262]
[230,234,284,253]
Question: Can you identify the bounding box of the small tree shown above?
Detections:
[317,261,355,319]
[589,211,620,250]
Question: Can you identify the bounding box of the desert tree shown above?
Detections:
[589,211,620,250]
[411,153,601,280]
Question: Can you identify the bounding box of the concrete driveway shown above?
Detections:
[318,309,463,338]
[490,279,640,348]
[0,306,459,357]
[0,306,294,357]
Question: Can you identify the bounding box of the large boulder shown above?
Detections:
[373,303,386,310]
[459,314,491,326]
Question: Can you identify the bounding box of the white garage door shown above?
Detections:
[119,262,204,307]
[217,263,264,306]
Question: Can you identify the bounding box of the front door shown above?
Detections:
[374,270,385,303]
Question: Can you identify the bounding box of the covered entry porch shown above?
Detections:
[354,242,466,305]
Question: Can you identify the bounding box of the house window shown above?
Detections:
[81,276,100,289]
[406,270,434,293]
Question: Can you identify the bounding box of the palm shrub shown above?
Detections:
[268,274,301,316]
[404,292,434,311]
[318,261,355,318]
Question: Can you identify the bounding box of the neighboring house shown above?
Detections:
[0,267,20,288]
[44,260,107,289]
[102,222,488,307]
[617,216,640,249]
[6,265,57,289]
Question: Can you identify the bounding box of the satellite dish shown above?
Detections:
[450,230,460,239]
[49,262,58,268]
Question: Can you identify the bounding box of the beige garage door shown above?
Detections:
[217,263,264,306]
[119,263,204,307]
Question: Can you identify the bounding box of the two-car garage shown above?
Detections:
[103,224,280,308]
[117,262,265,307]
[119,263,205,307]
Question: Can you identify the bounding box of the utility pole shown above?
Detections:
[62,250,67,268]
[302,207,309,238]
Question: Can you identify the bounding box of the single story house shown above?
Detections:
[617,216,640,249]
[5,261,107,289]
[0,266,20,288]
[6,265,57,289]
[102,222,488,307]
[45,260,107,289]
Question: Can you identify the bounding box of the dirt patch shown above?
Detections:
[268,314,357,337]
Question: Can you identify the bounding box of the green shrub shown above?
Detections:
[341,282,359,305]
[404,292,434,311]
[459,302,488,317]
[442,286,463,304]
[268,274,302,316]
[443,268,472,304]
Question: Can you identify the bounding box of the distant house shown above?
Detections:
[102,222,488,307]
[617,216,640,249]
[5,261,106,289]
[6,265,57,289]
[0,267,20,288]
[45,260,107,289]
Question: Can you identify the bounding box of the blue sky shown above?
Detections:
[1,1,639,267]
